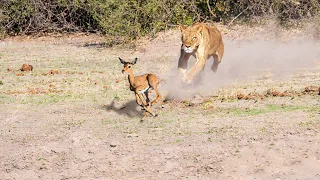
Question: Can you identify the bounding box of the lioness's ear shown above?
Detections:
[196,25,203,35]
[119,57,125,64]
[132,58,138,65]
[178,24,186,32]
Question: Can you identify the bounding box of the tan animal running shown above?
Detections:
[119,57,161,120]
[178,23,224,84]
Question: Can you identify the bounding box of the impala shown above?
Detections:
[119,57,161,120]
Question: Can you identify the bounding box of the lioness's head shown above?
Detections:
[179,24,202,53]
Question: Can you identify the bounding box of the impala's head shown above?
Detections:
[119,57,138,74]
[179,24,202,53]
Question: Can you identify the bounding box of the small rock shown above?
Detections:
[127,133,138,137]
[49,69,59,75]
[207,164,215,169]
[190,94,204,105]
[20,64,33,71]
[110,142,117,147]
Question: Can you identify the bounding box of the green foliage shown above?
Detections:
[0,0,97,36]
[88,0,191,41]
[1,0,319,41]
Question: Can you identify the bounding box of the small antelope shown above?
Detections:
[119,57,161,119]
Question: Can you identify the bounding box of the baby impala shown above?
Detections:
[119,57,161,120]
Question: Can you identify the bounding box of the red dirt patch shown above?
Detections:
[303,85,320,94]
[28,87,49,94]
[6,86,63,95]
[266,89,300,97]
[232,86,316,101]
[237,92,265,100]
[16,73,25,76]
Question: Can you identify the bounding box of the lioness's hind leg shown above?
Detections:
[211,42,224,73]
[211,54,220,73]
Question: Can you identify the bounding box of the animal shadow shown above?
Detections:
[104,100,143,118]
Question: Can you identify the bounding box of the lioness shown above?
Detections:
[178,23,224,84]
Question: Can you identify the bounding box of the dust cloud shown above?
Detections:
[161,38,320,100]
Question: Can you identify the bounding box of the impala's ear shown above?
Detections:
[179,24,186,32]
[132,58,138,65]
[119,57,125,64]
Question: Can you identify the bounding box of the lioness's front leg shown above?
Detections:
[178,47,191,75]
[183,55,207,84]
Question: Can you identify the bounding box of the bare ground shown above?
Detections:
[0,24,320,180]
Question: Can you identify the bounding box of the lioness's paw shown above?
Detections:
[179,68,186,74]
[178,68,186,78]
[183,75,193,84]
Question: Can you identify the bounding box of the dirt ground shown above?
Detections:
[0,23,320,180]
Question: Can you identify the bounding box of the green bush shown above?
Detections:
[0,0,97,36]
[88,0,191,42]
[1,0,319,41]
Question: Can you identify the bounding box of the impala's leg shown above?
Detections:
[178,47,191,75]
[211,41,224,73]
[135,93,143,107]
[142,111,147,120]
[144,91,151,106]
[144,106,155,116]
[151,86,161,106]
[136,89,156,117]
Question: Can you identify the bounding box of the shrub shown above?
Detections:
[0,0,319,41]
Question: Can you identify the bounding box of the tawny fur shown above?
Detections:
[178,23,224,84]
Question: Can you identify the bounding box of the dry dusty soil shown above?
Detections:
[0,24,320,179]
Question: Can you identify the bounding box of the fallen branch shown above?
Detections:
[206,0,216,18]
[227,7,250,27]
